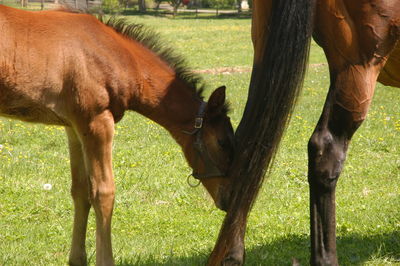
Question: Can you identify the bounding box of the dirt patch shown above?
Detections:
[194,63,327,75]
[193,66,251,74]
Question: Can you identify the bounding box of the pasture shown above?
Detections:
[0,14,399,265]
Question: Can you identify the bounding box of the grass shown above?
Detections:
[0,11,399,265]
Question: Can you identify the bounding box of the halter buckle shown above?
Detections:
[194,117,203,129]
[187,174,201,187]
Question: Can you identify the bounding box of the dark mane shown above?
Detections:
[98,16,206,100]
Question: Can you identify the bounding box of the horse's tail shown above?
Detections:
[209,0,315,262]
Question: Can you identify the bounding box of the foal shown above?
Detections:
[0,6,235,265]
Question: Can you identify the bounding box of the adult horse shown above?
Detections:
[209,0,400,265]
[0,5,236,266]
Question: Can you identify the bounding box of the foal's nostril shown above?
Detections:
[219,197,229,212]
[216,187,230,212]
[216,198,228,212]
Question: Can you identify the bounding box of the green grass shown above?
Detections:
[0,13,399,265]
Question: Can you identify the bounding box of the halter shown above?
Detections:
[183,101,226,186]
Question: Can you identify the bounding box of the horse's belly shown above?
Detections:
[378,43,400,88]
[0,81,69,126]
[0,105,69,126]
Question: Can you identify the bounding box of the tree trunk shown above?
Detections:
[138,0,146,12]
[172,0,181,16]
[237,0,242,12]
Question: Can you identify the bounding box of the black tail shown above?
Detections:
[210,0,315,261]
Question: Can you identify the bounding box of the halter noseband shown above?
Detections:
[183,101,226,184]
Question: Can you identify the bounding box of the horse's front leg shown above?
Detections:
[66,128,91,266]
[78,110,116,266]
[308,63,381,265]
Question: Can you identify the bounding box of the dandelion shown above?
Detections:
[43,183,52,190]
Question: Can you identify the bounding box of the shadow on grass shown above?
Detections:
[117,231,400,265]
[118,9,252,20]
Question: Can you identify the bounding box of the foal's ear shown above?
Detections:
[207,86,226,115]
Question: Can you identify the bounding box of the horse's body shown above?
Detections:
[209,0,400,265]
[0,5,235,266]
[254,1,400,265]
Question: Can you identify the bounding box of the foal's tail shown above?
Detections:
[210,0,315,262]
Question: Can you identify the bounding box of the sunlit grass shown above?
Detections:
[0,13,399,266]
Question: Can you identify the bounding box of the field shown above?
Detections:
[0,12,399,265]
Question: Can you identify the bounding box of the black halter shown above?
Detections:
[183,101,226,184]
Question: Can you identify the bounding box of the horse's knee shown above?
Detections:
[308,129,346,191]
[90,182,115,211]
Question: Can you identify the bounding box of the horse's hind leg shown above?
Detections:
[307,63,381,265]
[308,66,376,265]
[76,110,116,266]
[308,3,400,264]
[66,127,91,266]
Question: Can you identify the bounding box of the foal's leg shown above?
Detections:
[76,110,116,266]
[66,128,91,266]
[308,63,383,265]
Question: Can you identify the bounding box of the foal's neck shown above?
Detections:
[130,73,202,142]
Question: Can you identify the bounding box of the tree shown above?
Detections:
[138,0,146,12]
[169,0,183,16]
[202,0,235,9]
[102,0,121,13]
[236,0,241,12]
[21,0,28,8]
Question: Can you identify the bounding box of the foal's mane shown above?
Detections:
[98,16,206,100]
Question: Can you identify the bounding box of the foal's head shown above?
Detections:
[182,86,235,211]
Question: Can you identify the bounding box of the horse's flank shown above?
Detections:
[0,5,202,133]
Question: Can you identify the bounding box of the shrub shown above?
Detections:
[102,0,121,13]
[201,0,235,9]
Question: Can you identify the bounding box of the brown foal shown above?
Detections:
[0,6,235,265]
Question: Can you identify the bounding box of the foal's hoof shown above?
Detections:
[222,251,244,266]
[221,243,245,266]
[222,256,243,266]
[68,258,87,266]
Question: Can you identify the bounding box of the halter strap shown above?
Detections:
[182,101,207,135]
[183,100,226,182]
